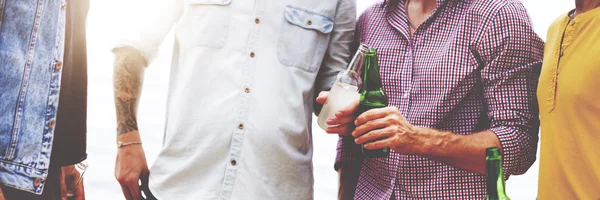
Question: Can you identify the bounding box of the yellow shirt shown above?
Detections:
[537,7,600,200]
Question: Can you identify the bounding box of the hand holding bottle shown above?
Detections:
[351,107,426,155]
[316,91,359,136]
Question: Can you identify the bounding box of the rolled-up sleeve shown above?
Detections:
[313,0,356,101]
[477,2,544,175]
[112,0,183,63]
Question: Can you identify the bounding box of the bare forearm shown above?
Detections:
[113,47,147,136]
[423,129,501,175]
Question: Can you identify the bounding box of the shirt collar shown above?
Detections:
[383,0,448,10]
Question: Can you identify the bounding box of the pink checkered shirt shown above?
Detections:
[335,0,544,199]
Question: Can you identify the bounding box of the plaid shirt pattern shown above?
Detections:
[335,0,544,199]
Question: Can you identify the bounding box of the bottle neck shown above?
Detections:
[363,52,383,91]
[486,157,508,199]
[348,44,368,73]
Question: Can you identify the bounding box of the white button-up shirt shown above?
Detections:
[116,0,355,199]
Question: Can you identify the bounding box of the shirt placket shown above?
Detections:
[400,39,414,114]
[218,1,261,199]
[547,17,574,113]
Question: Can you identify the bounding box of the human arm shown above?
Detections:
[313,0,356,115]
[311,0,358,199]
[352,107,501,174]
[112,1,183,200]
[113,47,150,200]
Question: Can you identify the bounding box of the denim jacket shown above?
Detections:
[0,0,67,194]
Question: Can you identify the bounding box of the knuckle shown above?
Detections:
[376,129,384,136]
[124,176,138,185]
[116,174,126,182]
[364,120,372,127]
[398,128,405,135]
[354,117,362,125]
[385,117,395,124]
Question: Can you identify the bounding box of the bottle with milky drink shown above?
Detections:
[486,147,511,200]
[317,44,368,130]
[357,48,389,158]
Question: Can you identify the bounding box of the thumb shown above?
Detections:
[74,180,85,200]
[316,91,329,104]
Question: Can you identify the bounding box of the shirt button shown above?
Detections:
[48,120,56,129]
[403,92,410,98]
[255,18,260,24]
[244,87,250,93]
[230,160,237,166]
[307,20,312,25]
[33,178,42,187]
[238,123,244,130]
[54,62,63,71]
[250,52,255,58]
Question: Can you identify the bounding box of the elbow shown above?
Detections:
[113,46,149,69]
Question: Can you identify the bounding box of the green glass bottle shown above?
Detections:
[357,48,389,158]
[486,147,511,200]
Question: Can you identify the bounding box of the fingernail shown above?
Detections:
[326,119,334,124]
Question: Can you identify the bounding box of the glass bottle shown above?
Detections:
[486,147,511,200]
[357,48,389,158]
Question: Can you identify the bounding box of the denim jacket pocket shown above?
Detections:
[277,5,334,73]
[181,0,232,48]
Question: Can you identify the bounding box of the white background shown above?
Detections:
[84,0,573,199]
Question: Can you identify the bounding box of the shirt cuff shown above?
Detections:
[112,37,157,64]
[490,126,537,175]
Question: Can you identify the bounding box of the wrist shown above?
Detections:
[117,141,143,148]
[117,130,142,147]
[419,128,454,157]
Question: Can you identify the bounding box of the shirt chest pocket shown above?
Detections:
[277,6,334,73]
[183,0,232,48]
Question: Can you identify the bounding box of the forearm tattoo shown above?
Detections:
[113,47,147,135]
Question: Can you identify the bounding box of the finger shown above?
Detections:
[352,117,389,138]
[325,124,354,136]
[334,98,359,117]
[74,178,85,200]
[120,184,134,200]
[127,179,143,200]
[363,137,393,150]
[355,128,394,145]
[327,114,355,126]
[315,91,329,104]
[354,107,391,127]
